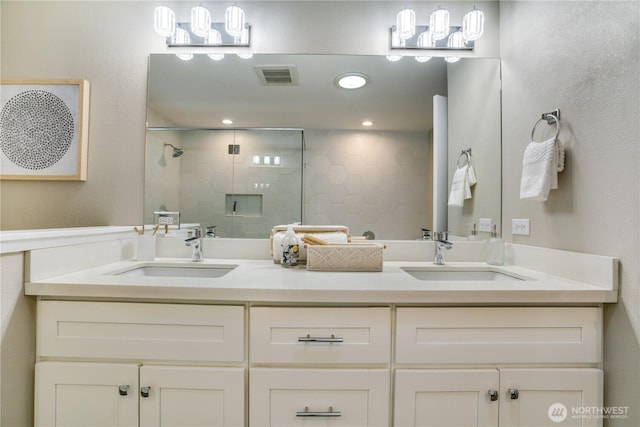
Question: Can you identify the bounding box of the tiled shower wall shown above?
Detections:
[304,130,431,240]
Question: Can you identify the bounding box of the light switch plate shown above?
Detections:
[478,218,492,233]
[512,218,530,235]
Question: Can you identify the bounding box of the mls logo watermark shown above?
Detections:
[548,403,630,422]
[548,403,567,423]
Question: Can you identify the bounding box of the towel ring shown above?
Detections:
[457,149,472,168]
[531,114,560,142]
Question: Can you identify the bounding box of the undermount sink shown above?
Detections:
[113,263,237,278]
[401,267,525,282]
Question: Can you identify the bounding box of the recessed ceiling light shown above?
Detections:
[335,73,369,90]
[362,120,374,127]
[222,119,233,125]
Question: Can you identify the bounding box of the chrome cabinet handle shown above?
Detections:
[509,388,519,400]
[488,390,498,401]
[298,334,343,343]
[296,406,341,417]
[141,386,151,398]
[118,385,129,396]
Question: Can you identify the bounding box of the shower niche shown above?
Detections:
[145,129,303,238]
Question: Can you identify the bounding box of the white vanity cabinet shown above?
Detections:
[394,307,604,427]
[34,301,245,427]
[249,307,391,426]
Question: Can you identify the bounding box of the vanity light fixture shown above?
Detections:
[153,4,251,48]
[336,73,369,90]
[362,120,374,127]
[389,5,483,52]
[175,28,193,61]
[222,119,233,125]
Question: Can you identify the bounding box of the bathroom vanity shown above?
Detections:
[22,231,617,427]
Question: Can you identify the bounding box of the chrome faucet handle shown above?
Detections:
[433,231,449,241]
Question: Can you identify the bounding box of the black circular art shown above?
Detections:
[0,90,75,170]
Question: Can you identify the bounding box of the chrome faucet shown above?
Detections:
[185,228,203,262]
[433,231,452,265]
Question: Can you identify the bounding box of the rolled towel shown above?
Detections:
[520,137,559,201]
[448,164,470,207]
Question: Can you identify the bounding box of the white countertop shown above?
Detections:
[26,257,617,305]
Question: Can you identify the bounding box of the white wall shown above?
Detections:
[500,2,640,424]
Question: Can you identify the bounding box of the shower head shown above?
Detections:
[164,143,184,158]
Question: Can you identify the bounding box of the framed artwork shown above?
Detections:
[0,79,90,181]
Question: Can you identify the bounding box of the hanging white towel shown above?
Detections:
[448,164,471,207]
[520,137,559,201]
[467,164,477,186]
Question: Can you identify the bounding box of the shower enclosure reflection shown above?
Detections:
[145,129,303,238]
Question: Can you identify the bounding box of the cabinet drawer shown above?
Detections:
[37,301,244,363]
[396,307,601,365]
[249,368,389,427]
[250,307,390,364]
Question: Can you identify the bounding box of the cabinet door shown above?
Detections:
[139,366,244,427]
[250,368,389,427]
[394,369,500,427]
[499,368,603,427]
[35,362,139,427]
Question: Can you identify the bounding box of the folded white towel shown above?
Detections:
[520,137,559,201]
[448,164,471,207]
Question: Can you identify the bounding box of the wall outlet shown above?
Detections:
[512,218,530,235]
[478,218,492,233]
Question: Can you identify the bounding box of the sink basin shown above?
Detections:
[401,267,525,281]
[114,263,237,278]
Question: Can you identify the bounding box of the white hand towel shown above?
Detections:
[448,164,471,207]
[520,137,559,201]
[467,164,477,186]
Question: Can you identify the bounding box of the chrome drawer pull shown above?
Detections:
[509,388,519,400]
[488,390,498,401]
[296,406,341,417]
[118,385,129,396]
[140,386,151,398]
[298,334,343,343]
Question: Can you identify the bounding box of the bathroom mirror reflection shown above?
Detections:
[146,54,501,239]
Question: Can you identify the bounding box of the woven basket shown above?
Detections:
[306,244,384,272]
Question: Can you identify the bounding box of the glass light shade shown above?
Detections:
[274,156,281,165]
[396,9,416,41]
[447,31,465,49]
[225,5,245,37]
[239,27,250,45]
[415,56,432,63]
[263,156,271,165]
[190,6,211,38]
[462,7,484,41]
[237,52,254,59]
[174,27,193,60]
[417,30,434,48]
[206,29,224,60]
[252,155,261,165]
[154,6,175,37]
[445,31,464,63]
[386,55,403,62]
[429,7,450,41]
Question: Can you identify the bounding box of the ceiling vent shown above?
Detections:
[255,65,299,86]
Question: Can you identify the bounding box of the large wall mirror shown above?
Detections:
[146,53,501,239]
